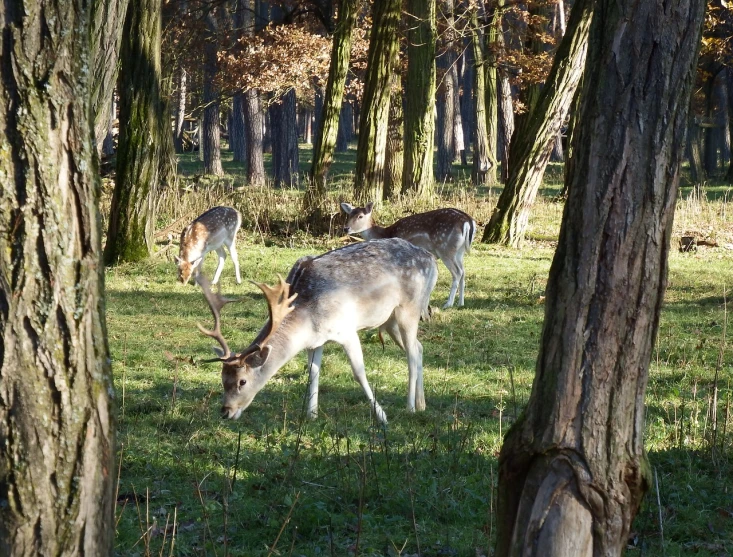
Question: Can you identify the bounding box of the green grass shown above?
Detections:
[109,146,733,556]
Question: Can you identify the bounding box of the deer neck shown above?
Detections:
[360,222,389,240]
[251,317,310,384]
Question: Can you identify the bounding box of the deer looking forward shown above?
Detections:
[341,203,476,309]
[176,206,242,285]
[196,238,438,424]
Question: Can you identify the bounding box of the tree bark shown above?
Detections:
[495,1,705,555]
[460,40,474,166]
[402,0,437,195]
[174,65,187,153]
[482,0,592,246]
[385,67,404,200]
[105,0,173,264]
[103,94,117,157]
[270,89,299,188]
[498,66,514,184]
[0,1,115,554]
[470,5,491,185]
[436,0,457,183]
[306,0,358,218]
[202,12,224,176]
[336,100,353,151]
[91,0,131,153]
[232,92,247,161]
[354,0,401,203]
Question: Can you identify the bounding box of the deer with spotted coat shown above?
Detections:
[176,206,242,285]
[341,203,476,308]
[196,238,438,424]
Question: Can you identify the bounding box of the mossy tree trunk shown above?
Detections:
[0,0,115,554]
[482,0,592,246]
[470,4,491,185]
[91,0,130,152]
[105,0,173,264]
[384,56,404,200]
[484,1,500,187]
[353,0,401,203]
[436,0,457,183]
[402,0,437,196]
[495,0,705,554]
[305,0,358,222]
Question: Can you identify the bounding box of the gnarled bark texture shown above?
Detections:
[0,0,115,554]
[402,0,436,196]
[495,1,705,555]
[353,0,400,203]
[482,0,591,246]
[105,0,172,264]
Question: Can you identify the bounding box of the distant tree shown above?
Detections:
[469,3,492,185]
[203,10,224,176]
[305,0,359,222]
[354,0,401,203]
[482,0,592,246]
[436,0,458,183]
[269,88,300,187]
[105,0,174,263]
[495,0,705,554]
[402,0,437,196]
[0,0,115,554]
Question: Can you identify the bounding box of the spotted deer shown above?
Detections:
[340,203,476,309]
[196,238,438,424]
[176,206,242,285]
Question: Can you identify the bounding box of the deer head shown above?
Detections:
[341,202,374,234]
[196,273,298,419]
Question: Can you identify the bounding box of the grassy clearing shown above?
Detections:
[110,146,733,556]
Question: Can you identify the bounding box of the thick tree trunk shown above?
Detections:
[498,67,514,183]
[105,0,173,264]
[470,6,491,185]
[436,0,457,183]
[484,3,500,187]
[0,1,115,554]
[402,0,437,195]
[495,1,705,555]
[202,13,224,176]
[270,89,299,188]
[354,0,401,203]
[306,0,358,219]
[460,42,474,166]
[482,0,592,246]
[232,92,247,162]
[385,70,404,200]
[91,0,130,153]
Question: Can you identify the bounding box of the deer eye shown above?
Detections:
[357,215,363,219]
[239,379,247,387]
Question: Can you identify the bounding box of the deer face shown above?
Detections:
[341,202,374,234]
[219,347,271,419]
[176,256,202,285]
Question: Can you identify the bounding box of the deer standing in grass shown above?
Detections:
[196,238,438,424]
[341,203,476,309]
[176,206,242,285]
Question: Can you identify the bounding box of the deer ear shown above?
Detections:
[243,345,271,369]
[340,202,354,215]
[191,257,203,268]
[365,202,374,214]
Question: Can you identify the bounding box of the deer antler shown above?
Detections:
[251,274,298,349]
[196,274,236,360]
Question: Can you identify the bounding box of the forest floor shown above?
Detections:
[109,145,733,556]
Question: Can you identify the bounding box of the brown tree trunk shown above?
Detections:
[495,1,705,555]
[336,100,354,151]
[0,1,115,554]
[482,0,592,246]
[232,92,247,162]
[353,0,401,202]
[270,89,299,188]
[436,0,457,183]
[460,40,474,166]
[174,65,187,153]
[203,12,224,176]
[385,70,405,200]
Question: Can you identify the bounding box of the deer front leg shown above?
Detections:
[306,346,324,419]
[341,334,388,424]
[212,247,227,284]
[227,240,242,284]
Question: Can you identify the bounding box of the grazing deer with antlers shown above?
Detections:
[341,203,476,309]
[176,206,242,286]
[196,238,438,424]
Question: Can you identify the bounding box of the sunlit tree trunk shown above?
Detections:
[0,0,115,554]
[105,0,174,264]
[495,1,705,555]
[402,0,437,196]
[305,0,358,220]
[384,59,404,200]
[482,0,592,246]
[354,0,400,203]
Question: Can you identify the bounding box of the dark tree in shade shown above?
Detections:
[202,11,224,176]
[353,0,401,203]
[270,89,299,188]
[0,0,115,554]
[469,4,491,185]
[436,0,457,183]
[105,0,174,264]
[482,0,592,246]
[305,0,359,222]
[495,0,705,554]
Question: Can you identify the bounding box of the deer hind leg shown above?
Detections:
[226,237,242,284]
[440,253,464,309]
[380,315,406,352]
[456,249,466,307]
[306,346,324,419]
[212,247,227,284]
[395,312,425,412]
[340,333,388,424]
